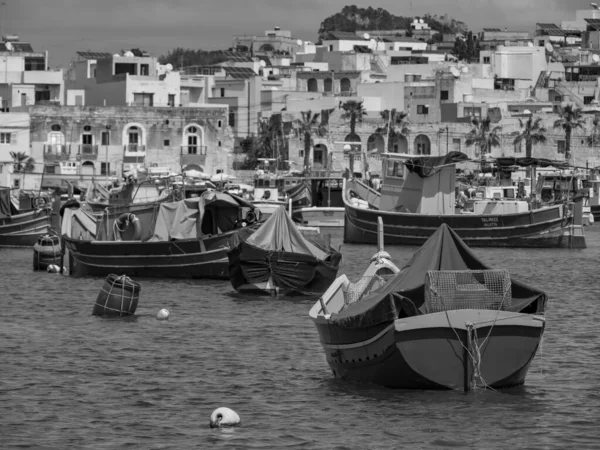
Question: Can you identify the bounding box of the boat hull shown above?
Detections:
[313,309,545,390]
[293,207,345,227]
[64,227,255,279]
[228,241,341,295]
[0,209,53,247]
[344,181,585,248]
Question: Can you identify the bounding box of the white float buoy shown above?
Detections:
[46,264,65,273]
[156,308,170,320]
[210,407,241,428]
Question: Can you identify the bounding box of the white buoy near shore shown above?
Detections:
[156,308,170,320]
[210,407,241,428]
[46,264,65,273]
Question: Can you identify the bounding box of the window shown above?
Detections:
[163,139,170,147]
[13,179,20,189]
[483,56,490,64]
[441,90,449,100]
[82,133,93,145]
[515,141,522,153]
[417,105,429,115]
[218,141,222,147]
[168,94,176,107]
[188,126,197,134]
[217,120,222,128]
[83,125,92,132]
[101,131,110,146]
[45,165,56,174]
[220,88,225,97]
[557,140,566,154]
[464,107,482,119]
[228,112,235,127]
[101,162,110,175]
[584,96,595,105]
[452,138,461,151]
[187,135,198,154]
[386,161,403,178]
[299,149,304,157]
[51,124,61,132]
[539,40,545,47]
[0,132,11,144]
[140,64,149,76]
[133,93,153,106]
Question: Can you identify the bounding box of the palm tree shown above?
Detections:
[587,117,600,148]
[10,151,35,173]
[294,110,325,174]
[513,116,547,158]
[340,100,367,175]
[553,104,585,161]
[465,116,502,162]
[376,109,411,152]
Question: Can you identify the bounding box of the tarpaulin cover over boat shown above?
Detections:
[151,191,254,241]
[495,157,569,169]
[404,151,469,178]
[228,206,342,294]
[246,206,326,258]
[331,224,547,329]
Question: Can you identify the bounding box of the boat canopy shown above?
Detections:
[151,191,254,241]
[246,206,327,259]
[495,157,569,169]
[330,224,547,329]
[404,151,469,178]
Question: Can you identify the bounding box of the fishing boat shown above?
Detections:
[62,190,261,278]
[290,177,345,228]
[309,218,547,391]
[0,187,54,247]
[85,179,173,213]
[227,206,342,295]
[343,152,586,248]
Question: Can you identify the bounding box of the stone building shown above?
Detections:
[25,104,233,188]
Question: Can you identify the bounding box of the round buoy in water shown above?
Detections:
[210,407,241,428]
[46,264,62,273]
[156,308,170,320]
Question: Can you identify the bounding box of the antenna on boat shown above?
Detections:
[377,216,384,253]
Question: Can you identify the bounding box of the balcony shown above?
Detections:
[78,144,99,160]
[43,144,70,161]
[123,144,146,153]
[181,154,207,167]
[181,145,207,155]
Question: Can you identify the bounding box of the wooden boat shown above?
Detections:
[85,179,173,213]
[310,218,547,391]
[62,191,261,278]
[290,178,345,228]
[343,152,586,248]
[0,187,53,247]
[227,206,342,295]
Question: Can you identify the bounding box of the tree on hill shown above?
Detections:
[318,6,467,41]
[159,48,230,68]
[553,104,585,161]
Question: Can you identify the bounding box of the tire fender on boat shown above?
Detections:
[33,196,47,208]
[209,407,241,428]
[113,213,142,241]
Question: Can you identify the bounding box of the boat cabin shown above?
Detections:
[535,173,582,203]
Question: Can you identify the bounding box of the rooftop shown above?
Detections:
[76,51,113,60]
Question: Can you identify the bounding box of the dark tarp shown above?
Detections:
[495,157,569,169]
[0,187,11,218]
[404,152,469,178]
[246,206,327,259]
[331,224,547,329]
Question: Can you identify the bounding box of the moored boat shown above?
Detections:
[63,190,261,278]
[228,206,342,295]
[291,177,345,227]
[0,187,54,247]
[343,152,586,248]
[310,218,547,391]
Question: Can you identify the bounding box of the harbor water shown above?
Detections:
[1,227,600,449]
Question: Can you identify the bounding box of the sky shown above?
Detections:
[4,0,596,68]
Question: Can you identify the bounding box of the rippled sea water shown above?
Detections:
[1,227,600,450]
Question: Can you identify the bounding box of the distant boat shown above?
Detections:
[0,187,53,247]
[228,206,342,295]
[290,177,345,228]
[310,219,547,391]
[344,152,586,248]
[63,191,261,279]
[85,180,173,213]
